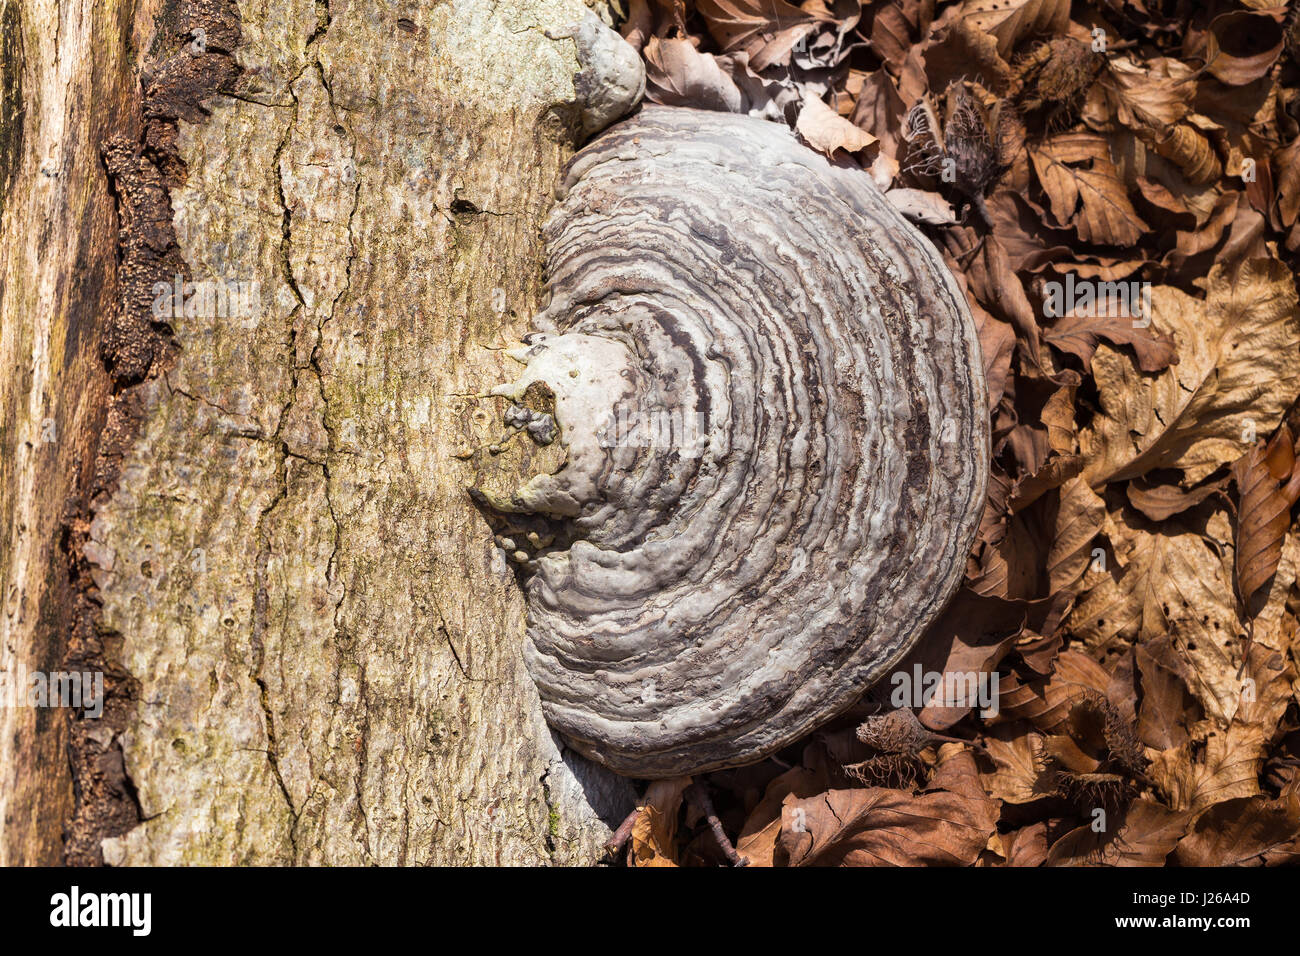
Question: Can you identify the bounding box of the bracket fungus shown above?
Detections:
[476,106,989,778]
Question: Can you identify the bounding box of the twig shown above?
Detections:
[685,783,748,867]
[603,807,640,856]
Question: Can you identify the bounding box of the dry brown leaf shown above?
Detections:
[1030,134,1148,246]
[1089,56,1194,132]
[1125,477,1226,523]
[777,747,998,866]
[629,776,691,866]
[1136,636,1200,750]
[849,69,906,162]
[925,16,1015,96]
[977,309,1015,413]
[1148,723,1267,815]
[1152,122,1222,186]
[1204,10,1286,86]
[1044,798,1189,866]
[735,765,831,867]
[1068,508,1245,720]
[1000,821,1050,865]
[960,0,1070,59]
[1233,425,1300,604]
[1045,476,1106,593]
[870,3,915,74]
[1173,791,1300,865]
[905,588,1025,729]
[643,37,745,112]
[1147,644,1294,814]
[1043,310,1177,374]
[796,93,877,157]
[980,725,1051,804]
[1000,650,1111,734]
[887,187,956,224]
[1275,136,1300,228]
[986,190,1074,272]
[1080,260,1300,487]
[695,0,826,71]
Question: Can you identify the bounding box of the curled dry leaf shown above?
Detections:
[886,187,957,224]
[796,93,877,157]
[629,776,691,867]
[959,0,1071,60]
[1152,123,1222,186]
[1125,478,1226,523]
[1232,425,1300,605]
[642,37,745,112]
[1042,308,1177,374]
[849,69,907,163]
[1086,56,1193,132]
[735,766,831,867]
[999,650,1111,734]
[1204,10,1286,86]
[694,0,826,71]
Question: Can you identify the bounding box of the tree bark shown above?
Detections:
[1,0,635,866]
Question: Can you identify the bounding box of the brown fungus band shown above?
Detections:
[477,106,989,778]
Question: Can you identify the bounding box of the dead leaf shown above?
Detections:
[1080,260,1300,486]
[778,748,998,865]
[1043,308,1177,374]
[1204,10,1286,86]
[1275,136,1300,228]
[1000,650,1111,734]
[1233,425,1300,604]
[796,93,877,157]
[1046,476,1106,593]
[1089,56,1193,131]
[643,37,744,112]
[980,724,1052,803]
[736,766,830,866]
[960,0,1070,60]
[695,0,826,71]
[1067,508,1245,721]
[1030,134,1148,246]
[1173,791,1300,865]
[1044,798,1188,866]
[887,187,956,224]
[1126,477,1226,523]
[1152,122,1222,186]
[630,776,691,866]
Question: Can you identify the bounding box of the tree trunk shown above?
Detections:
[1,0,634,866]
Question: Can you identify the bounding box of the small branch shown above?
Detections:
[603,807,640,857]
[686,783,748,867]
